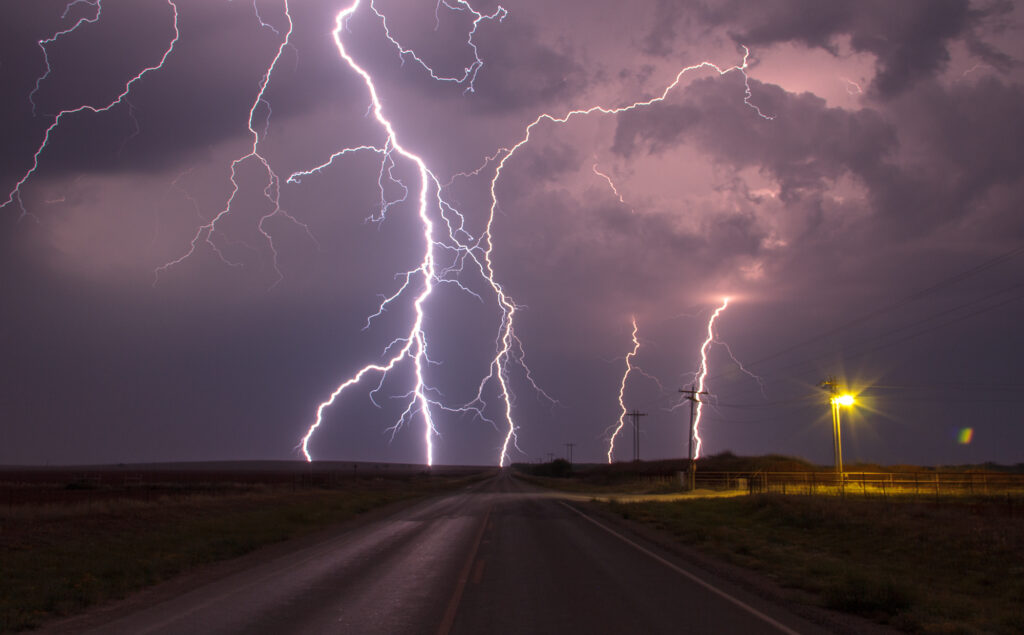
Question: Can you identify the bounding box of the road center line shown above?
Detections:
[559,501,802,635]
[437,502,492,635]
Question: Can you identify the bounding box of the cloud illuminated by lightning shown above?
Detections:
[2,0,180,221]
[473,47,770,464]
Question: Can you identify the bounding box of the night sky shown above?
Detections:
[3,0,1023,467]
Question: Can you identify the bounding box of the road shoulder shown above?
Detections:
[569,498,899,635]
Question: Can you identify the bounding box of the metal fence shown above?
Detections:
[688,470,1024,497]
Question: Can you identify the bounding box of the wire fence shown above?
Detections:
[687,470,1024,497]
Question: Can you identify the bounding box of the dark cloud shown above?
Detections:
[0,0,382,184]
[611,68,1024,247]
[466,17,589,113]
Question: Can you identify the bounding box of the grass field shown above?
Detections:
[0,472,485,632]
[602,494,1024,633]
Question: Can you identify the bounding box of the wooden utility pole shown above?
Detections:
[564,443,575,465]
[628,409,648,462]
[679,385,708,490]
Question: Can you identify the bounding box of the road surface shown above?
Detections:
[50,472,837,634]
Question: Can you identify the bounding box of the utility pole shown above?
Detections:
[545,452,555,463]
[628,409,648,462]
[679,385,708,490]
[564,443,575,465]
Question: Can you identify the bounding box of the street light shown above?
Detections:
[830,393,855,477]
[821,376,855,482]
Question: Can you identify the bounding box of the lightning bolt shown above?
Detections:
[373,0,507,92]
[592,162,634,214]
[476,47,771,465]
[155,1,315,287]
[7,2,772,468]
[691,297,729,459]
[716,339,768,398]
[298,0,525,466]
[29,0,104,117]
[841,77,864,95]
[2,0,180,221]
[607,317,641,463]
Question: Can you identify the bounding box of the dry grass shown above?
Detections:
[516,471,683,495]
[0,475,479,632]
[604,494,1024,633]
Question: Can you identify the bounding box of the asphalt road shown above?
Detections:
[58,472,833,634]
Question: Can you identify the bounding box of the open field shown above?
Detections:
[516,458,1024,633]
[601,494,1024,633]
[0,463,491,632]
[515,454,1024,497]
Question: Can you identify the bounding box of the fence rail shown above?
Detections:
[687,470,1024,496]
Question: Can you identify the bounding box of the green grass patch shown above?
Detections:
[0,475,480,632]
[601,494,1024,633]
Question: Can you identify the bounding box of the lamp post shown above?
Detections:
[822,376,855,485]
[831,393,855,477]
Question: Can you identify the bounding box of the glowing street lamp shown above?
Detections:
[821,376,856,479]
[831,393,855,477]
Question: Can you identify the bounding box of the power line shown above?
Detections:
[706,244,1024,384]
[720,280,1024,399]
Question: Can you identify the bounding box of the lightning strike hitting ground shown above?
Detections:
[298,0,525,466]
[607,317,641,463]
[691,297,729,459]
[1,0,180,221]
[5,3,771,468]
[473,47,770,464]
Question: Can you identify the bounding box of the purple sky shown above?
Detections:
[3,0,1023,467]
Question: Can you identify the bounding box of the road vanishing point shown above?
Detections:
[44,471,838,634]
